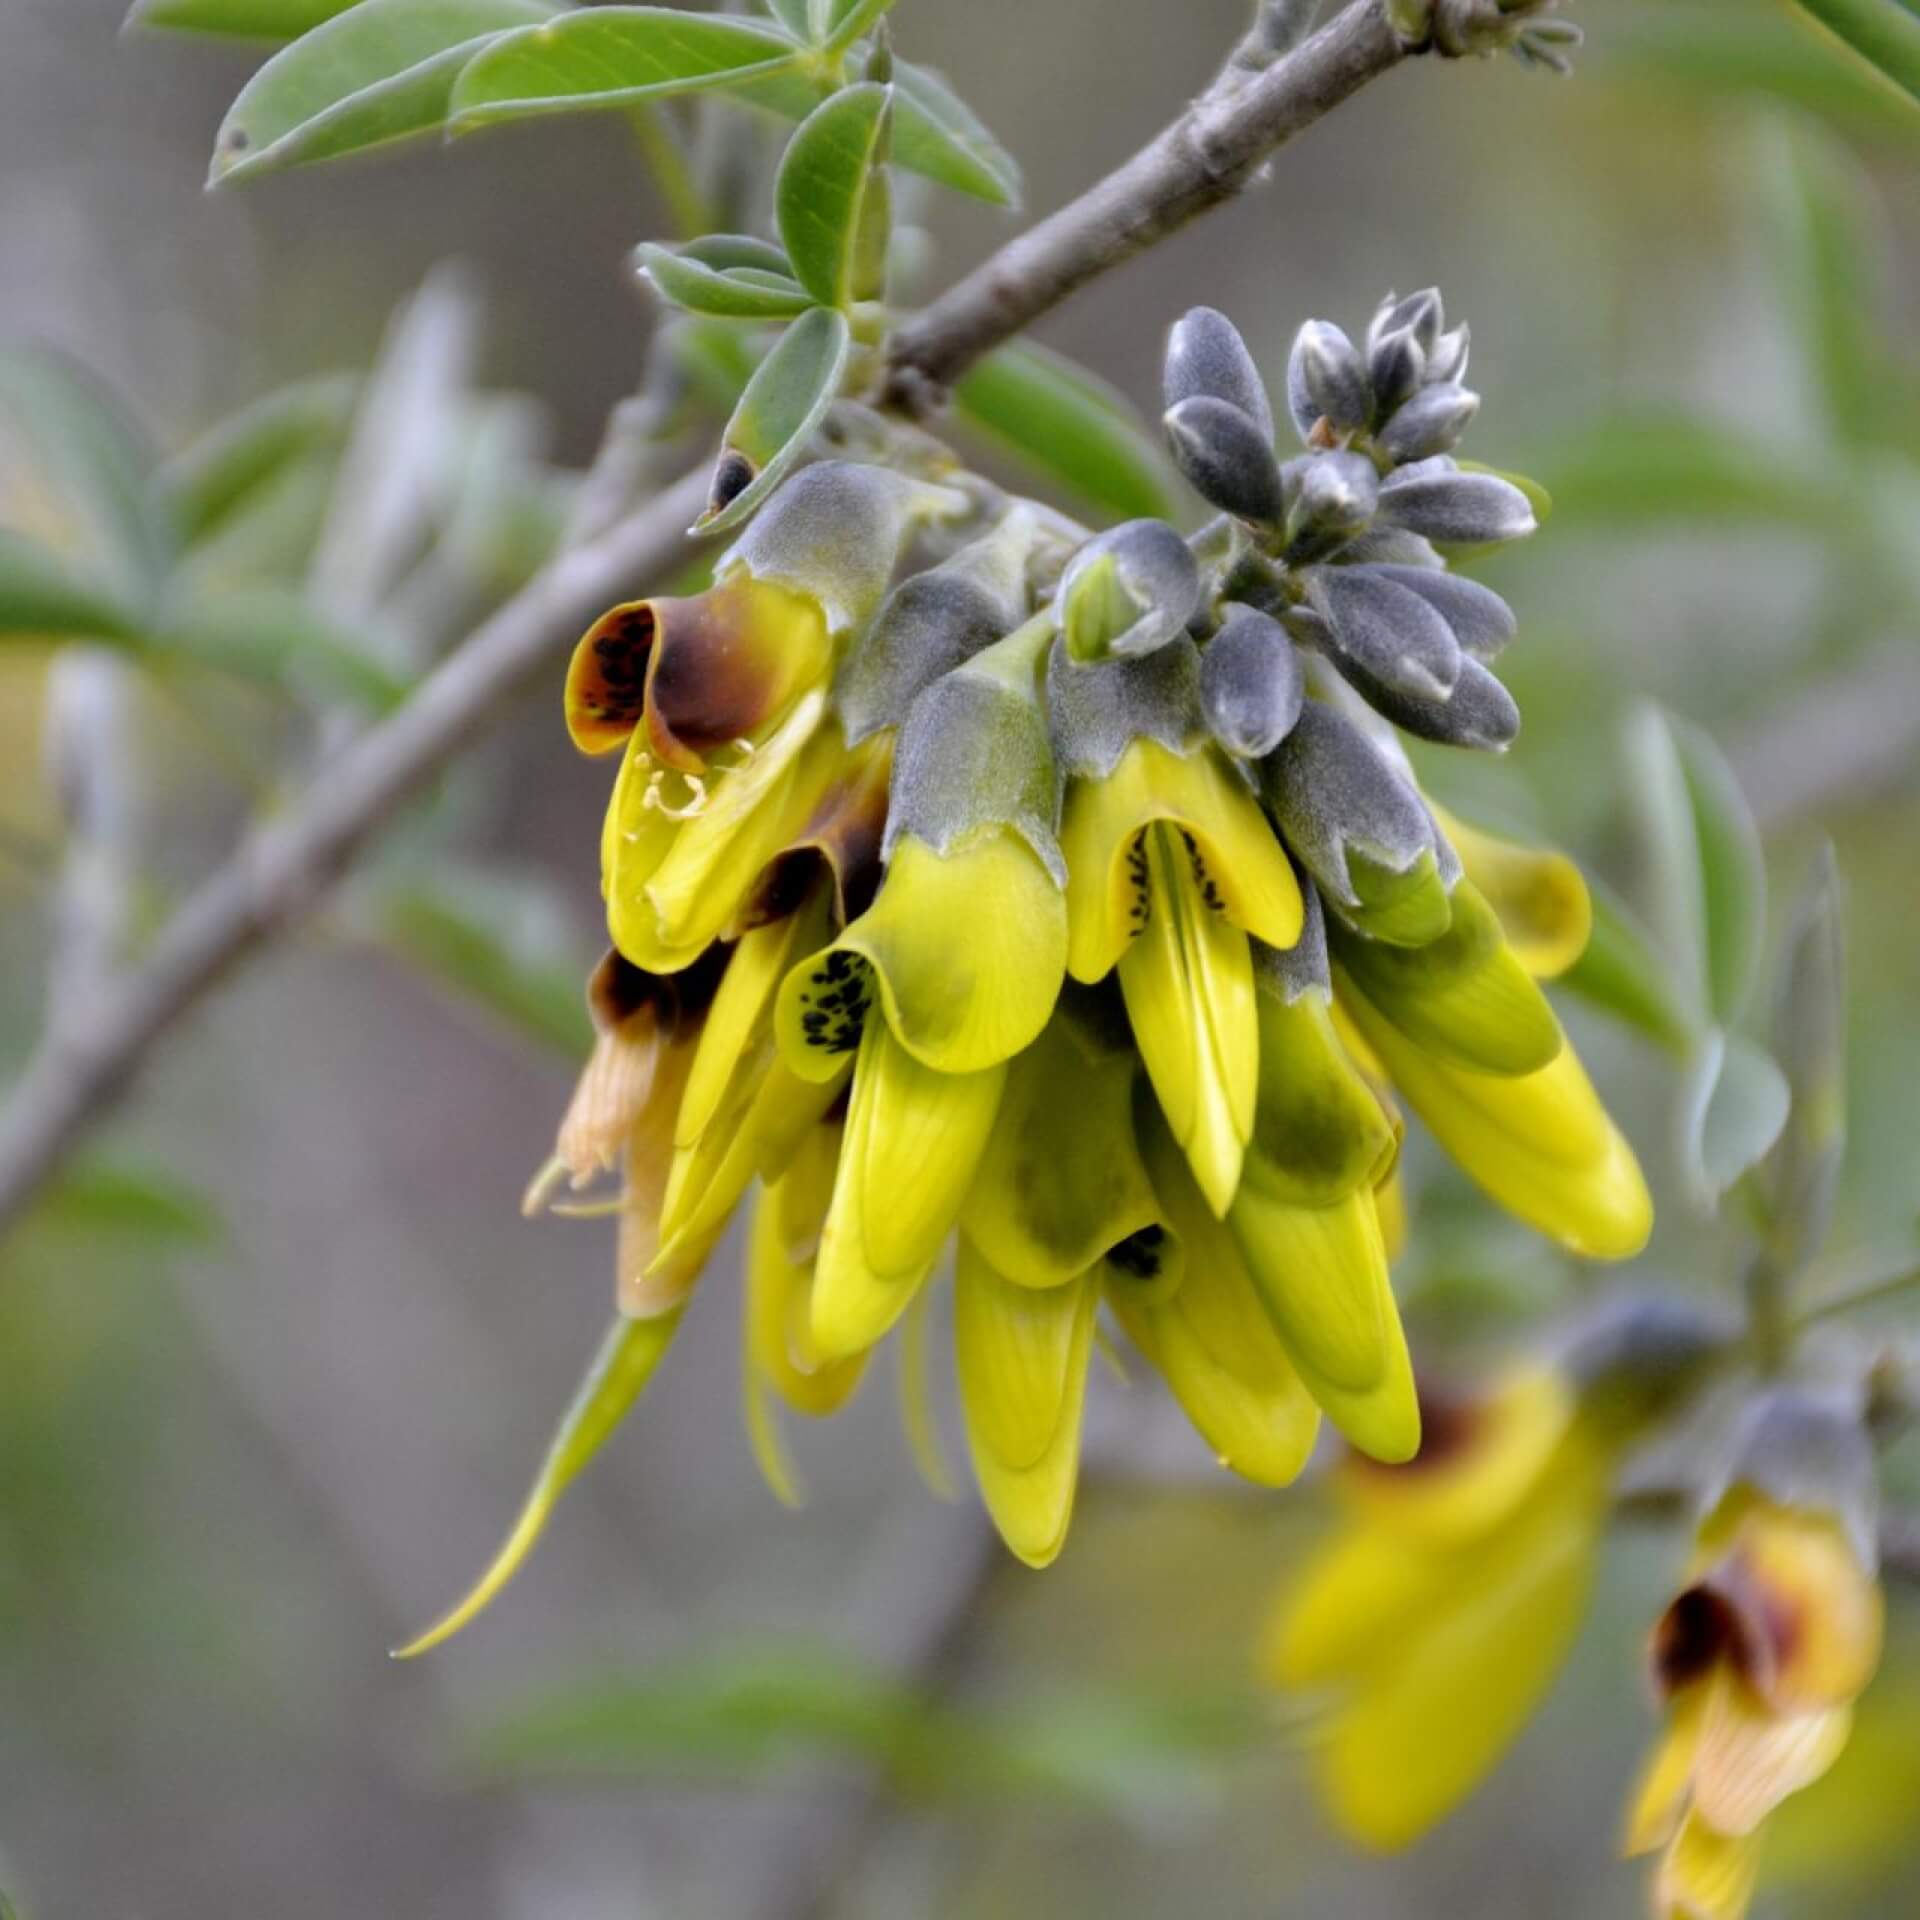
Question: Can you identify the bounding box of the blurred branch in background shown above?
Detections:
[0,0,1477,1241]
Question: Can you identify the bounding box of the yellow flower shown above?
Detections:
[1265,1362,1614,1850]
[1626,1492,1883,1920]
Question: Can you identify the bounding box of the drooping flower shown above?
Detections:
[1265,1299,1726,1850]
[404,288,1661,1646]
[1625,1387,1884,1920]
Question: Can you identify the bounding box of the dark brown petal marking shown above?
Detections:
[644,583,813,776]
[583,942,730,1036]
[1182,827,1227,913]
[743,736,894,931]
[565,602,658,755]
[1106,1223,1167,1280]
[708,448,757,517]
[1349,1382,1485,1482]
[1651,1547,1800,1704]
[793,947,873,1056]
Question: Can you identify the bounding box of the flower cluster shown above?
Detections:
[500,288,1654,1605]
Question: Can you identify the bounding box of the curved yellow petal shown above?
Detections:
[1060,738,1304,983]
[811,1019,1004,1359]
[1121,823,1258,1216]
[1265,1523,1463,1691]
[961,1015,1162,1287]
[778,828,1068,1079]
[1338,984,1653,1260]
[1691,1692,1852,1839]
[955,1240,1097,1567]
[1334,879,1563,1078]
[1654,1809,1761,1920]
[392,1309,681,1657]
[1229,1181,1419,1463]
[1430,802,1592,980]
[1626,1683,1712,1856]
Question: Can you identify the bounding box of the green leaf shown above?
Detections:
[763,0,813,40]
[155,587,412,712]
[697,305,851,533]
[0,347,174,594]
[1753,118,1895,450]
[1623,703,1768,1031]
[163,372,360,547]
[370,866,593,1057]
[393,1309,683,1656]
[633,243,815,319]
[732,57,1022,206]
[447,8,799,129]
[1791,0,1920,105]
[210,0,559,183]
[1681,1028,1792,1209]
[663,316,764,418]
[1559,879,1696,1056]
[775,82,893,309]
[813,0,894,55]
[680,234,794,274]
[953,340,1181,523]
[35,1159,223,1246]
[124,0,363,39]
[0,532,142,645]
[1603,11,1920,142]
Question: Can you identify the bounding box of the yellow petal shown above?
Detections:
[961,1014,1163,1287]
[1230,1179,1419,1463]
[955,1239,1097,1567]
[1430,802,1592,979]
[1313,1484,1599,1851]
[392,1309,681,1657]
[1721,1505,1884,1712]
[1691,1689,1853,1838]
[1121,823,1258,1216]
[898,1276,959,1501]
[1626,1683,1712,1856]
[1654,1809,1761,1920]
[1334,879,1564,1077]
[1264,1523,1463,1691]
[1339,983,1653,1259]
[1060,737,1304,983]
[615,1037,698,1318]
[778,828,1068,1078]
[811,1018,1005,1359]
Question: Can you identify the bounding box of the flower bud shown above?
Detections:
[1260,699,1453,944]
[1378,381,1481,464]
[1057,518,1202,662]
[1163,306,1274,442]
[1367,330,1425,420]
[1376,464,1535,547]
[1282,450,1380,563]
[1307,564,1463,701]
[1427,322,1471,386]
[834,507,1037,744]
[718,460,966,635]
[1368,288,1445,358]
[1164,394,1286,522]
[1355,561,1515,658]
[1335,649,1521,752]
[1199,604,1303,757]
[1285,319,1372,442]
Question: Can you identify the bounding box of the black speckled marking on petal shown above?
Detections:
[1106,1223,1168,1280]
[793,947,873,1056]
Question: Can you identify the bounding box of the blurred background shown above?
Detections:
[2,1,1919,1914]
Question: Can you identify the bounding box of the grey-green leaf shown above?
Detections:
[0,533,143,645]
[698,305,851,533]
[814,0,895,54]
[775,82,893,309]
[155,588,412,712]
[1558,879,1695,1056]
[634,244,815,319]
[0,346,173,594]
[211,0,559,183]
[953,341,1181,523]
[447,7,799,128]
[163,372,360,547]
[1681,1029,1792,1209]
[125,0,363,40]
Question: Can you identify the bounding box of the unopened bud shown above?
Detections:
[1057,518,1202,662]
[1285,319,1372,441]
[1282,450,1379,563]
[1164,394,1286,522]
[1378,381,1481,463]
[1199,604,1303,757]
[1376,463,1535,547]
[1163,306,1274,441]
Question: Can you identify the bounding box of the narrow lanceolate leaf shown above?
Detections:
[211,0,559,182]
[1624,704,1767,1034]
[1681,1029,1792,1209]
[953,341,1180,523]
[125,0,363,40]
[732,58,1021,206]
[698,306,851,534]
[0,346,174,594]
[447,7,800,127]
[634,243,814,320]
[0,532,142,645]
[154,588,411,713]
[394,1310,682,1656]
[1791,0,1920,105]
[775,82,893,309]
[1560,880,1695,1056]
[163,372,360,547]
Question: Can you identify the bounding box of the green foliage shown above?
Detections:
[125,0,363,39]
[1791,0,1920,105]
[34,1160,224,1247]
[1560,882,1693,1056]
[0,533,141,646]
[952,341,1181,524]
[210,0,559,183]
[700,306,852,533]
[633,242,815,319]
[774,82,894,309]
